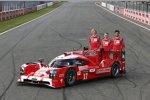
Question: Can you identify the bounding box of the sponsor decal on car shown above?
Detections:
[89,69,95,72]
[77,71,81,76]
[100,60,105,67]
[82,70,89,73]
[60,78,63,83]
[83,73,88,80]
[31,78,37,81]
[85,51,98,56]
[59,74,64,77]
[79,66,88,71]
[82,70,89,79]
[96,68,111,74]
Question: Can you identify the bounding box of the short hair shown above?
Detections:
[104,32,108,34]
[91,28,97,34]
[115,30,120,33]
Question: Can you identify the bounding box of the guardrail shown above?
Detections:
[100,2,150,25]
[123,8,150,25]
[37,4,47,11]
[101,2,106,7]
[107,4,114,11]
[0,2,54,21]
[47,2,54,7]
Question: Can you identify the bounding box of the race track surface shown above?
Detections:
[0,1,150,100]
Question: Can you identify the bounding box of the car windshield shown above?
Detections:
[49,59,89,68]
[50,59,75,68]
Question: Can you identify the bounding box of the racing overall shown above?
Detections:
[89,35,101,50]
[112,37,125,60]
[102,38,111,59]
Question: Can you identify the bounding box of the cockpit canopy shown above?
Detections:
[49,58,89,68]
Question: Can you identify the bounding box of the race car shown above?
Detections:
[17,48,126,88]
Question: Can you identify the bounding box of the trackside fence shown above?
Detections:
[0,2,54,21]
[100,2,150,25]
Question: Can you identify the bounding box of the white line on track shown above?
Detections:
[0,4,63,36]
[95,2,150,31]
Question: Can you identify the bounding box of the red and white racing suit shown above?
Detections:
[112,37,125,60]
[89,35,101,50]
[102,38,111,59]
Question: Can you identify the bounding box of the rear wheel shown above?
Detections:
[111,62,120,78]
[65,68,76,86]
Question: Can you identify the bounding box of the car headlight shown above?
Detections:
[20,67,25,75]
[49,69,58,78]
[20,64,26,75]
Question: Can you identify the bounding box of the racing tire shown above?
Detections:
[111,62,120,78]
[65,68,76,86]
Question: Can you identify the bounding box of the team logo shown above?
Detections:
[89,69,95,72]
[93,38,98,42]
[96,68,111,74]
[115,40,120,44]
[85,51,98,56]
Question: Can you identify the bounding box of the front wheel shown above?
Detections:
[111,62,120,78]
[65,68,76,86]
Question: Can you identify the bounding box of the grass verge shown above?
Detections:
[0,2,65,33]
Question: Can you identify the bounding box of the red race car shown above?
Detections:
[17,48,126,88]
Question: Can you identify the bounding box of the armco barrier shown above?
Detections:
[115,6,119,13]
[101,2,150,25]
[115,6,124,15]
[37,4,47,11]
[109,5,114,11]
[47,2,54,7]
[100,2,150,26]
[101,2,106,7]
[123,8,150,25]
[107,4,114,11]
[145,14,149,25]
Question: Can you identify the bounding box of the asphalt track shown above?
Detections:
[0,1,150,100]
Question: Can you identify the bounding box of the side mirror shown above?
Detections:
[121,51,125,61]
[38,58,44,63]
[83,47,89,50]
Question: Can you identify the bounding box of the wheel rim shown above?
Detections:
[67,70,76,85]
[113,64,119,76]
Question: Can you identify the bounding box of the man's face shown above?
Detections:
[104,33,108,38]
[115,32,119,37]
[92,31,96,35]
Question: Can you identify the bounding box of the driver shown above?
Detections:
[112,30,125,60]
[101,32,111,59]
[89,28,101,50]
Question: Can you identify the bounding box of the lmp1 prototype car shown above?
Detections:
[17,48,126,88]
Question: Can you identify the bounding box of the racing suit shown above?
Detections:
[89,35,101,50]
[101,38,111,59]
[112,37,125,60]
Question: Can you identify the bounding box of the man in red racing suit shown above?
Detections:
[89,28,101,50]
[112,30,125,60]
[101,32,111,59]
